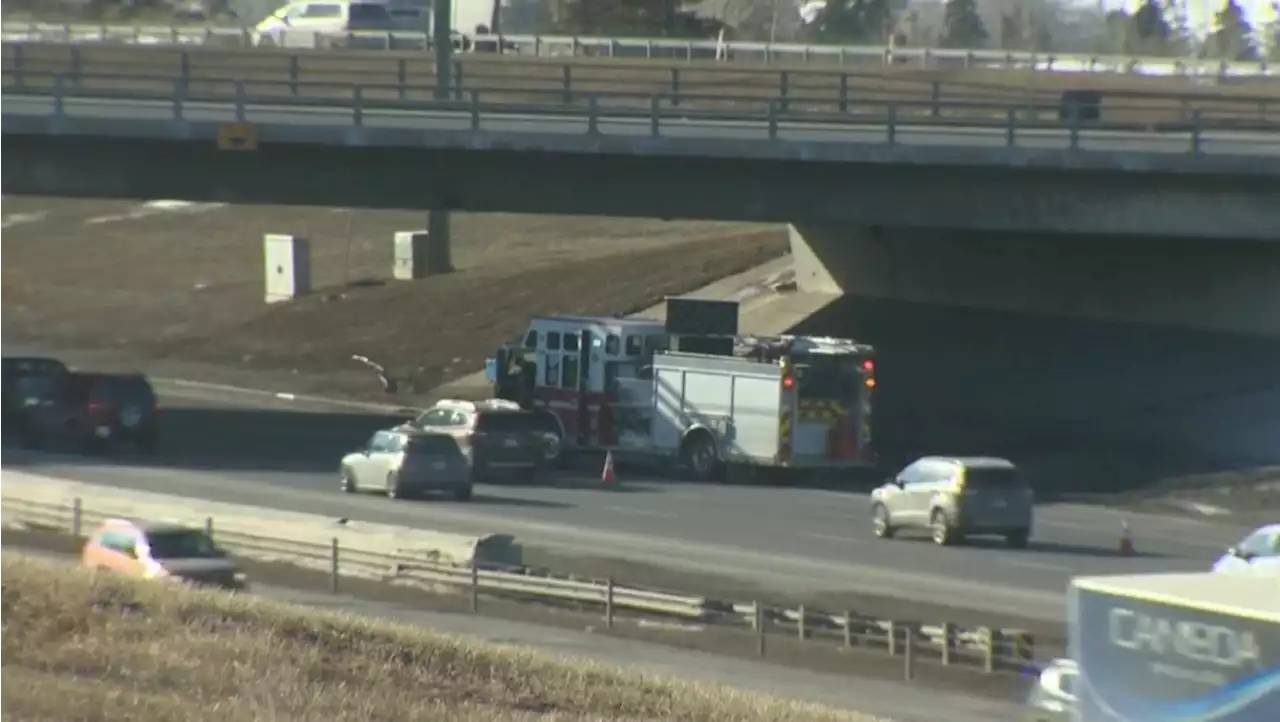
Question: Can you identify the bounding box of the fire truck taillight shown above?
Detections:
[864,378,876,389]
[782,375,795,390]
[862,359,875,372]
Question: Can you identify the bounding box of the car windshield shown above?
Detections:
[964,467,1023,490]
[92,376,155,405]
[146,530,225,560]
[406,435,463,456]
[475,412,541,433]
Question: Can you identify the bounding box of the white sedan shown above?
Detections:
[1211,523,1280,576]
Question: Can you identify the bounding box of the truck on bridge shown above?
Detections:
[486,299,877,481]
[1066,571,1279,722]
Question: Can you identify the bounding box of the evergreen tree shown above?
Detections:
[811,0,898,45]
[940,0,987,49]
[559,0,719,37]
[1209,0,1258,60]
[999,6,1026,50]
[1129,0,1174,55]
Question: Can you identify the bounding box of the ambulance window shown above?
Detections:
[605,334,621,355]
[544,355,561,387]
[562,355,579,388]
[564,333,579,352]
[546,332,561,351]
[523,330,538,349]
[625,336,642,356]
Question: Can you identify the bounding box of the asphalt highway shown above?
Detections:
[5,94,1277,155]
[0,381,1250,625]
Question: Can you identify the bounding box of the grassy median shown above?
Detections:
[0,554,889,722]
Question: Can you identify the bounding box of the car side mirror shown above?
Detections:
[1229,546,1252,560]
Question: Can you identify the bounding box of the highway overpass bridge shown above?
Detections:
[3,50,1280,335]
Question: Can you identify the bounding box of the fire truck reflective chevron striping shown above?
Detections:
[797,400,845,422]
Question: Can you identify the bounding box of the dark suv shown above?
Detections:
[19,372,159,453]
[4,356,71,447]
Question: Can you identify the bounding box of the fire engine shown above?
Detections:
[486,300,877,481]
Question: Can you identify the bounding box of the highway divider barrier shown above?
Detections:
[1,472,1035,676]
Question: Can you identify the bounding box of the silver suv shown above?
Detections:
[870,456,1034,547]
[340,427,472,501]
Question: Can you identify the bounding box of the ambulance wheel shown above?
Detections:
[681,431,723,482]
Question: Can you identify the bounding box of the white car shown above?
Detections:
[253,0,405,48]
[1211,522,1280,576]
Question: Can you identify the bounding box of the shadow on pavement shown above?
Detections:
[789,295,1280,503]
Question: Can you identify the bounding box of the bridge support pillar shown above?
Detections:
[426,210,454,274]
[788,223,1280,336]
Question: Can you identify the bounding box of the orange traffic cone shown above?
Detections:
[1118,519,1135,556]
[600,451,617,486]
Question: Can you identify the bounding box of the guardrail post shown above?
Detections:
[886,621,898,656]
[754,602,765,657]
[234,80,246,123]
[984,628,998,673]
[605,578,615,629]
[203,516,213,540]
[353,86,363,127]
[904,625,916,681]
[453,61,464,97]
[843,610,853,647]
[1005,108,1017,147]
[288,55,299,96]
[1068,108,1081,151]
[669,67,680,108]
[650,96,660,137]
[930,81,941,118]
[329,537,339,593]
[470,90,481,131]
[561,65,572,104]
[1189,109,1203,154]
[71,497,82,537]
[778,71,790,113]
[586,94,599,134]
[797,604,806,640]
[179,50,190,90]
[70,46,82,85]
[470,558,480,612]
[838,73,849,113]
[53,73,65,119]
[941,621,955,665]
[12,43,24,88]
[396,58,408,101]
[172,77,186,120]
[767,99,778,140]
[886,104,897,145]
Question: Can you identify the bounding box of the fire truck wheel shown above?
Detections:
[681,431,723,482]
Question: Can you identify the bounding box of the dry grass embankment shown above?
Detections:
[0,554,889,722]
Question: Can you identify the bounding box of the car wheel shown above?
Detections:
[1006,528,1031,549]
[872,503,896,539]
[385,472,402,499]
[682,431,723,482]
[453,485,473,502]
[931,510,956,546]
[340,468,356,494]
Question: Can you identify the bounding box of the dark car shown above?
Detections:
[3,356,71,446]
[21,372,159,453]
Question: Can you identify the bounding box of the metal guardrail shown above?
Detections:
[1,21,1274,78]
[5,43,1275,132]
[4,495,1038,676]
[6,71,1265,155]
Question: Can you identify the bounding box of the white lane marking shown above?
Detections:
[85,199,226,225]
[601,505,677,519]
[2,211,48,229]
